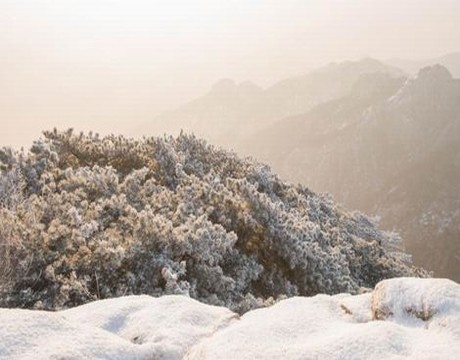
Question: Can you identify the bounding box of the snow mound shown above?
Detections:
[1,278,459,360]
[371,277,460,322]
[0,308,142,359]
[187,278,460,360]
[0,295,236,360]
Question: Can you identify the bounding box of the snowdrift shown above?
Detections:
[1,278,458,360]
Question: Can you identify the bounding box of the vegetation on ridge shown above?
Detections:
[0,129,427,312]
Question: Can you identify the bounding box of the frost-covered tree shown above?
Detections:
[0,130,428,312]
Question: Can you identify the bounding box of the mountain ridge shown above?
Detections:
[245,65,460,279]
[387,52,460,78]
[135,58,407,149]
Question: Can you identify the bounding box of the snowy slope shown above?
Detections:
[1,278,459,360]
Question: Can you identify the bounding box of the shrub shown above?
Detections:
[0,130,428,312]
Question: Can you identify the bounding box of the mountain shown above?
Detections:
[0,130,425,312]
[137,79,267,149]
[245,65,460,280]
[135,58,405,150]
[387,52,460,78]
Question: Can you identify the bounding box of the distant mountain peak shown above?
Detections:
[356,57,388,67]
[388,64,456,106]
[314,57,406,79]
[416,64,453,82]
[211,78,237,93]
[386,53,460,78]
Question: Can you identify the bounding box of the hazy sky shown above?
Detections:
[1,0,460,148]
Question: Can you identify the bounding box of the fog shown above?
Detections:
[1,0,460,148]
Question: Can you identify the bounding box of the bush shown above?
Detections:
[0,130,428,312]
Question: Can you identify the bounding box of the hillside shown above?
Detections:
[245,65,460,280]
[0,130,425,312]
[135,58,405,150]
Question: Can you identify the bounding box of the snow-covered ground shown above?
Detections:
[1,278,459,360]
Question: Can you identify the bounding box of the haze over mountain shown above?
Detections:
[245,65,460,280]
[2,0,460,148]
[2,1,460,358]
[136,58,404,149]
[388,52,460,78]
[137,59,460,281]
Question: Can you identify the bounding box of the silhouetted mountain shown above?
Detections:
[265,58,404,115]
[387,52,460,78]
[137,59,405,150]
[245,66,460,280]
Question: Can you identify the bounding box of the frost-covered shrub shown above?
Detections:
[0,130,428,312]
[0,166,27,293]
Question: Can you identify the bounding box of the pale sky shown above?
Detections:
[1,0,460,148]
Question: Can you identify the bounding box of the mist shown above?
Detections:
[2,2,460,354]
[1,0,460,148]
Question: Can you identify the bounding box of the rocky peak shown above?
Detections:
[388,64,458,107]
[415,64,453,84]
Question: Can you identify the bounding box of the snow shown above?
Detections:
[371,277,460,322]
[0,295,237,360]
[188,280,460,360]
[1,278,459,360]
